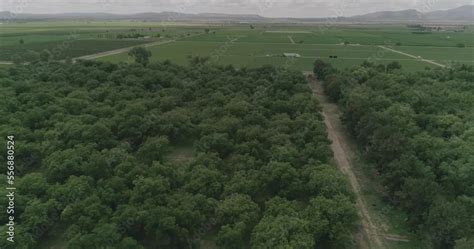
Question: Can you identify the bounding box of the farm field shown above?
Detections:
[0,21,204,61]
[394,46,474,66]
[98,24,474,71]
[99,40,433,71]
[2,10,473,249]
[2,21,473,70]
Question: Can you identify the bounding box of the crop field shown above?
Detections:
[2,21,473,70]
[394,46,474,66]
[2,14,473,249]
[0,39,153,61]
[0,21,203,61]
[99,40,424,70]
[99,24,474,71]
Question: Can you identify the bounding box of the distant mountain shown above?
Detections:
[350,9,423,21]
[0,5,472,23]
[425,5,474,20]
[0,11,265,22]
[349,5,473,22]
[0,12,123,20]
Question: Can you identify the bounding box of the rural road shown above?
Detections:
[378,45,446,67]
[75,32,205,61]
[74,39,175,60]
[288,35,296,44]
[308,77,388,249]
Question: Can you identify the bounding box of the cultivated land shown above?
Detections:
[1,21,473,70]
[98,24,474,71]
[1,20,473,249]
[0,21,202,61]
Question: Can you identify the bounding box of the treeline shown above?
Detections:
[0,60,357,248]
[315,59,474,249]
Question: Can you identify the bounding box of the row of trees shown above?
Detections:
[0,59,357,248]
[315,59,474,249]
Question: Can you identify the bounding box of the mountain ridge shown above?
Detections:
[0,5,472,23]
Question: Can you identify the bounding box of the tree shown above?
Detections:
[18,173,49,197]
[119,237,145,249]
[216,222,247,249]
[261,161,301,196]
[136,136,169,164]
[0,60,363,248]
[39,49,52,62]
[305,196,358,246]
[216,194,260,226]
[251,215,314,249]
[128,47,152,66]
[23,50,40,62]
[313,59,336,80]
[386,61,402,72]
[196,133,233,158]
[304,165,353,199]
[68,223,121,249]
[426,199,472,249]
[183,165,223,197]
[322,74,343,102]
[323,61,474,247]
[11,54,23,65]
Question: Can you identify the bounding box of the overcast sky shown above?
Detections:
[1,0,472,18]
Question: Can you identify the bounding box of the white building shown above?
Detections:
[283,53,301,58]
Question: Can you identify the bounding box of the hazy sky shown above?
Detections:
[1,0,472,18]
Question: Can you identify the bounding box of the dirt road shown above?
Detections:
[74,40,175,61]
[378,45,446,68]
[74,32,205,61]
[288,35,296,44]
[308,77,388,249]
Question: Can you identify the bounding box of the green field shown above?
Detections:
[98,24,473,71]
[395,45,474,66]
[2,21,473,70]
[3,19,473,249]
[99,40,429,71]
[0,21,204,61]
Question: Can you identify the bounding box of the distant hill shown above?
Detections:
[425,5,474,21]
[350,9,423,21]
[0,11,265,22]
[0,5,472,23]
[350,5,473,22]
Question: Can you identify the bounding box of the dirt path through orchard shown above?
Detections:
[308,77,388,249]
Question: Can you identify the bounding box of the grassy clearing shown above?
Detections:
[165,144,195,164]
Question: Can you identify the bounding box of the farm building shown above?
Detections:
[283,53,301,58]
